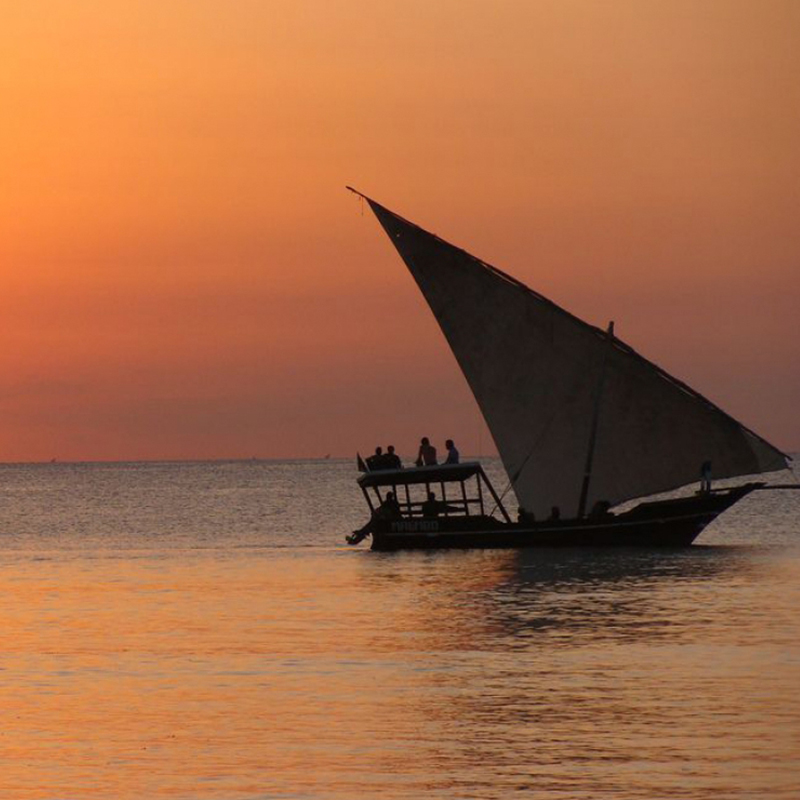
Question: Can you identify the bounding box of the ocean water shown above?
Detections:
[0,458,798,799]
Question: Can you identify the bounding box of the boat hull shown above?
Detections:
[368,485,759,552]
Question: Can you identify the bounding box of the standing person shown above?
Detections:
[385,445,402,469]
[444,439,459,464]
[415,437,437,466]
[700,460,712,493]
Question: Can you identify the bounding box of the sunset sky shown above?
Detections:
[1,0,798,461]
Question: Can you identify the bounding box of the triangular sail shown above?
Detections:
[359,193,789,518]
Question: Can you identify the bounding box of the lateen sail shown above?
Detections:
[359,193,789,518]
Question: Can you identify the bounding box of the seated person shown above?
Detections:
[366,446,384,471]
[415,437,437,466]
[421,491,443,518]
[377,491,402,520]
[347,491,402,544]
[384,445,402,469]
[517,506,536,525]
[547,505,561,521]
[444,439,460,464]
[589,499,612,519]
[420,491,459,518]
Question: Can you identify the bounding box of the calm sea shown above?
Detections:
[0,458,798,800]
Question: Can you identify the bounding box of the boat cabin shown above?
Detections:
[357,462,512,523]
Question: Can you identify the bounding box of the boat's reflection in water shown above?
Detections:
[357,545,798,799]
[369,544,759,649]
[495,545,759,644]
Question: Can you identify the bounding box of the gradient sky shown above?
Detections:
[1,0,798,461]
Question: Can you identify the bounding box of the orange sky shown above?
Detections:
[1,0,798,461]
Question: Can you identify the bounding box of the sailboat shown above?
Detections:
[347,188,793,551]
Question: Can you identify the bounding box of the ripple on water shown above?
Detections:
[0,460,797,798]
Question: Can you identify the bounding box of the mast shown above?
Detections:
[577,321,614,518]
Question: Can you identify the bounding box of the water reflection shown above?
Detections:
[364,545,762,651]
[353,546,800,799]
[2,543,797,800]
[0,456,796,800]
[494,546,760,645]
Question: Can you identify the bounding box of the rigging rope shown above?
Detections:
[486,450,535,518]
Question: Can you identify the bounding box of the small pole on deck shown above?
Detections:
[481,468,512,523]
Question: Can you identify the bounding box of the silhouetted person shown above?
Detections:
[377,491,401,519]
[384,445,402,469]
[421,491,442,518]
[700,460,712,493]
[444,439,460,464]
[548,506,561,521]
[366,446,383,471]
[517,506,536,525]
[347,491,401,544]
[415,437,437,467]
[589,500,612,519]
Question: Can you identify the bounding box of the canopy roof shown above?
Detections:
[358,462,484,488]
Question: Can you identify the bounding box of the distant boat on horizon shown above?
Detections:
[346,188,796,551]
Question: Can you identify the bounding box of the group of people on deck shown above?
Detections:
[415,436,459,466]
[365,438,460,472]
[348,438,461,543]
[365,445,402,471]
